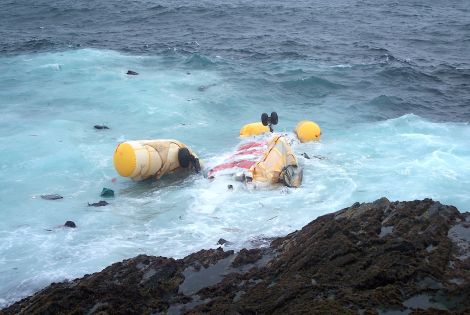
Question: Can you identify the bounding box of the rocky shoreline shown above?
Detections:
[2,198,469,314]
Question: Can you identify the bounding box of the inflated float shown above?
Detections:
[113,139,199,181]
[113,112,321,187]
[208,112,321,187]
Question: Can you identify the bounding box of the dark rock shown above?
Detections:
[351,201,361,208]
[227,185,233,190]
[88,200,109,207]
[100,188,114,198]
[2,255,185,315]
[126,70,138,75]
[94,125,109,130]
[301,152,310,159]
[232,248,262,267]
[183,248,234,270]
[40,194,63,200]
[217,238,232,246]
[64,221,76,228]
[3,199,469,314]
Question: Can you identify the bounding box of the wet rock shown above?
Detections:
[126,70,138,75]
[3,199,469,314]
[64,221,76,228]
[2,255,184,315]
[301,152,310,159]
[232,248,262,267]
[94,125,109,130]
[448,213,470,261]
[217,238,231,246]
[183,248,234,270]
[87,200,109,207]
[351,201,361,208]
[40,194,63,200]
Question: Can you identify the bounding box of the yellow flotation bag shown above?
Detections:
[250,135,302,187]
[240,122,270,137]
[295,120,321,142]
[114,139,199,181]
[114,141,163,181]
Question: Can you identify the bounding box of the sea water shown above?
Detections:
[1,0,469,307]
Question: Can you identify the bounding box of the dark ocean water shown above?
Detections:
[1,0,469,122]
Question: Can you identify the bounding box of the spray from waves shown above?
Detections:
[346,95,433,121]
[280,75,345,91]
[183,53,219,68]
[305,114,470,210]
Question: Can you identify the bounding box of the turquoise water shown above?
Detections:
[0,49,469,306]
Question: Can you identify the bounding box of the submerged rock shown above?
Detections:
[2,198,469,314]
[126,70,138,75]
[87,200,109,207]
[40,194,63,200]
[198,83,216,92]
[94,125,109,130]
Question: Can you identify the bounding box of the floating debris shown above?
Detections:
[100,188,114,198]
